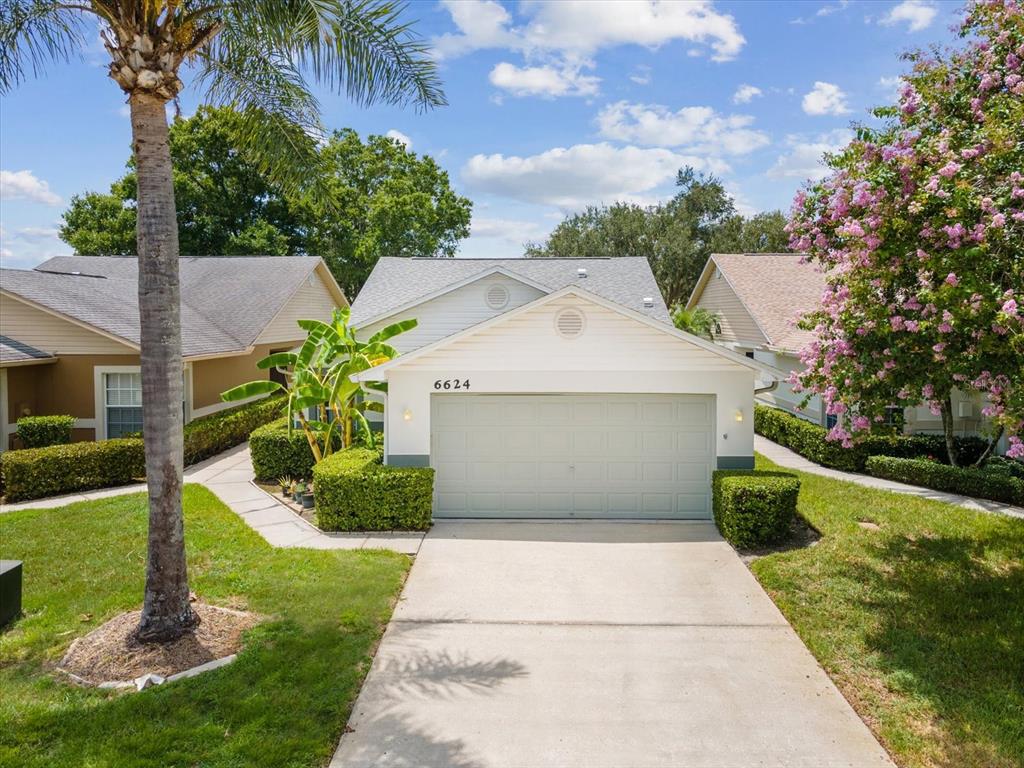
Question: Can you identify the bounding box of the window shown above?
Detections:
[105,372,143,438]
[745,351,755,359]
[883,406,905,431]
[825,413,838,430]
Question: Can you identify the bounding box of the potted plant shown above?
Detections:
[293,481,306,503]
[301,482,315,510]
[278,476,292,497]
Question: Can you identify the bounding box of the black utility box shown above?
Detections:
[0,560,23,627]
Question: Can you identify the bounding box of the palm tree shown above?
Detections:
[671,305,720,341]
[0,0,443,643]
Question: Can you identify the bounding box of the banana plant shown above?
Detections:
[222,308,416,463]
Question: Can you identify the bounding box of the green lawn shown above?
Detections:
[0,485,410,768]
[752,454,1024,768]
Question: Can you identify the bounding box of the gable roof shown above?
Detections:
[0,336,55,367]
[353,285,785,382]
[1,256,346,359]
[686,253,827,354]
[349,257,669,327]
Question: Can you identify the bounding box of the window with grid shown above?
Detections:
[105,372,143,438]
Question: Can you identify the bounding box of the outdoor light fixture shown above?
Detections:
[403,408,413,422]
[734,409,744,422]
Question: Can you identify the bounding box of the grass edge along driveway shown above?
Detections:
[0,484,410,768]
[751,454,1024,768]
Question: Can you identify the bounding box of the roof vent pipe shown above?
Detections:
[577,267,588,278]
[642,297,654,308]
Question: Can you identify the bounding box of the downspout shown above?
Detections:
[754,379,779,395]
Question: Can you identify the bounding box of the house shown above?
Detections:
[349,256,782,520]
[0,255,346,450]
[686,252,991,438]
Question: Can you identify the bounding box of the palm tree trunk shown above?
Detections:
[131,93,197,643]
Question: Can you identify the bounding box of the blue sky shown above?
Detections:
[0,0,961,269]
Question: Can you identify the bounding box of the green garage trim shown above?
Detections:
[387,454,430,467]
[717,456,755,469]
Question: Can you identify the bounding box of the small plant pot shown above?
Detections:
[280,485,290,497]
[301,492,315,510]
[292,490,303,503]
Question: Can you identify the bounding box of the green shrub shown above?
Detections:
[182,395,285,465]
[313,448,433,531]
[0,439,146,502]
[865,456,1024,506]
[15,415,75,448]
[249,417,341,481]
[754,404,989,471]
[1,396,285,502]
[712,470,801,549]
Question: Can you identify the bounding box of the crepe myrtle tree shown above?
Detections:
[221,308,415,459]
[786,0,1024,466]
[0,0,443,642]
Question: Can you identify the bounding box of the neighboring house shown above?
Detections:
[350,256,782,521]
[686,252,992,440]
[0,255,345,451]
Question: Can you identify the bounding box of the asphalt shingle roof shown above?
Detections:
[710,253,827,353]
[349,257,670,326]
[2,256,329,358]
[0,335,54,364]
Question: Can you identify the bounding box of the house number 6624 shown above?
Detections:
[434,379,470,390]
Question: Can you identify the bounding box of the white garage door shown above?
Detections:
[431,394,715,519]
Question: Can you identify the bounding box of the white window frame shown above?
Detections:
[94,365,192,440]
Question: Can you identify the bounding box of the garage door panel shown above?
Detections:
[431,394,714,519]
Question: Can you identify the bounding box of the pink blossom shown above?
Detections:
[938,161,962,178]
[945,273,959,287]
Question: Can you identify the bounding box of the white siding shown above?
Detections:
[257,268,340,344]
[382,295,757,463]
[0,294,135,354]
[693,269,767,346]
[397,295,749,372]
[357,273,544,352]
[753,350,824,424]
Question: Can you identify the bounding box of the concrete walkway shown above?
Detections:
[755,435,1024,519]
[333,521,894,768]
[0,444,424,554]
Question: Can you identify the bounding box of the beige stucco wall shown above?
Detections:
[190,342,297,409]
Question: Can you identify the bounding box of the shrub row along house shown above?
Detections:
[0,256,345,451]
[686,252,1003,448]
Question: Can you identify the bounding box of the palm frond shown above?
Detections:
[0,0,88,93]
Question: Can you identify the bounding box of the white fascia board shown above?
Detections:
[352,265,551,330]
[353,285,786,382]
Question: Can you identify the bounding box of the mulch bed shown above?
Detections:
[59,603,261,684]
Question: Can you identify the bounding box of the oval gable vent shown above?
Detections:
[555,308,585,339]
[485,283,510,309]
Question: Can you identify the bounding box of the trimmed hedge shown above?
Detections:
[712,470,801,549]
[15,415,75,448]
[182,395,286,465]
[865,456,1024,506]
[1,395,286,502]
[1,439,146,502]
[313,448,433,531]
[249,418,342,482]
[754,404,989,472]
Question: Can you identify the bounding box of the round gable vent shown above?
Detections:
[485,283,510,309]
[555,308,585,339]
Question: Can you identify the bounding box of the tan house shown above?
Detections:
[686,252,992,440]
[0,255,346,451]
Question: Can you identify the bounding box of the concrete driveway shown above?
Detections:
[332,521,893,768]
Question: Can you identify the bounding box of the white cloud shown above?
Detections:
[596,101,769,156]
[463,142,723,209]
[801,81,851,116]
[385,129,412,149]
[767,129,853,182]
[16,226,60,239]
[0,220,72,269]
[489,62,600,98]
[732,84,762,104]
[434,0,745,62]
[470,216,549,244]
[879,0,937,32]
[790,0,850,25]
[0,170,62,206]
[877,75,903,100]
[629,65,652,86]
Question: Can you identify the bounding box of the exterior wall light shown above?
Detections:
[403,408,413,422]
[734,409,744,423]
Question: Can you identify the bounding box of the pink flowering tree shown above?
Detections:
[787,0,1024,465]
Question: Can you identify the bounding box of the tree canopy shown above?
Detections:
[787,0,1023,463]
[525,168,790,306]
[59,106,472,297]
